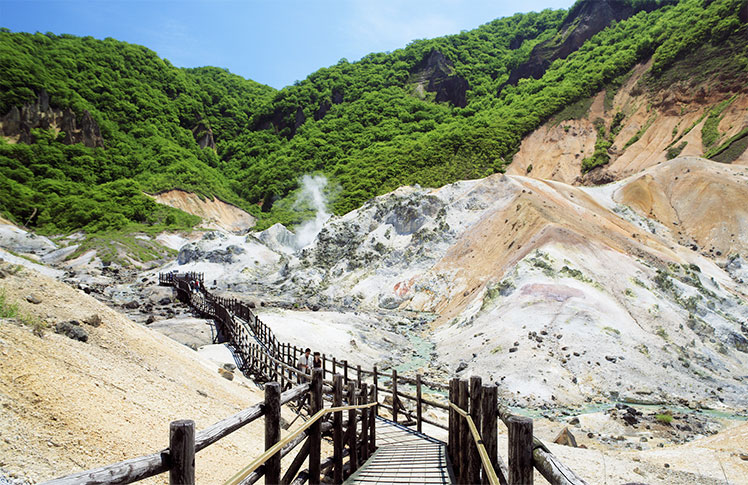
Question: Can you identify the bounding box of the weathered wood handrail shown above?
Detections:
[159,272,587,485]
[43,384,306,485]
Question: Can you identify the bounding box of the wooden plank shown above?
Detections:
[309,369,323,485]
[533,447,589,485]
[508,415,533,485]
[448,378,458,468]
[333,374,344,484]
[264,382,281,485]
[392,369,398,424]
[481,385,505,485]
[360,383,369,462]
[416,374,423,433]
[45,448,169,484]
[457,378,469,484]
[468,376,482,485]
[348,381,358,475]
[369,385,376,454]
[372,366,378,417]
[169,420,195,485]
[280,438,310,485]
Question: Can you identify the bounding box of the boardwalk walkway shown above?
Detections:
[345,418,454,484]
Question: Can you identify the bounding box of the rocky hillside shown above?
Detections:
[0,261,282,483]
[168,156,748,414]
[1,0,746,233]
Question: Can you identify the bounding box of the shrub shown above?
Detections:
[655,413,673,424]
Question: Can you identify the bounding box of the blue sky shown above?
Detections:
[1,0,575,89]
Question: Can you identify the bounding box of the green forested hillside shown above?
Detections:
[0,0,745,233]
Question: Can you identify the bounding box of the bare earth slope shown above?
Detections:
[150,189,256,233]
[508,59,748,183]
[0,263,267,483]
[615,156,748,261]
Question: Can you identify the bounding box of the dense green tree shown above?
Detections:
[0,0,745,232]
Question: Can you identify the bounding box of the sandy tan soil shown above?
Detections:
[0,263,303,484]
[150,189,256,233]
[509,58,748,183]
[615,157,748,262]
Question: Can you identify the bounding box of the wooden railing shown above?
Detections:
[163,272,587,485]
[46,272,587,484]
[45,367,376,485]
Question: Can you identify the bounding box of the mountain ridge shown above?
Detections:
[1,0,746,234]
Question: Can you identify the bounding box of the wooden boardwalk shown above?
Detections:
[345,417,454,484]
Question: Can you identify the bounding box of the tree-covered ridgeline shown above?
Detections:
[0,0,745,234]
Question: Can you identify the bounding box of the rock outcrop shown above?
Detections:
[501,0,673,91]
[191,120,215,150]
[410,50,470,107]
[0,89,104,148]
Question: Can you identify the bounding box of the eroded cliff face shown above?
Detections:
[502,0,674,90]
[508,57,748,184]
[169,157,748,409]
[409,49,470,108]
[0,89,104,147]
[150,189,256,233]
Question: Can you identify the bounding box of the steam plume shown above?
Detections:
[294,175,331,249]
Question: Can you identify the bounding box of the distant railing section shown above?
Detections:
[161,272,587,485]
[44,272,588,485]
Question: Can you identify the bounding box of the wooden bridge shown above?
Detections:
[44,272,587,485]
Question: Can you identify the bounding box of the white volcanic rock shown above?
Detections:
[162,158,748,409]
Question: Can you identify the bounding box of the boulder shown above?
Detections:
[553,427,578,447]
[84,314,102,327]
[218,368,234,381]
[55,321,88,342]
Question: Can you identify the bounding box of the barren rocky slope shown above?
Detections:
[508,59,748,183]
[0,262,288,484]
[150,189,256,233]
[169,157,748,413]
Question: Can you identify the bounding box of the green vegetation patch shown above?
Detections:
[708,127,748,163]
[0,288,19,318]
[702,96,737,149]
[623,115,657,150]
[550,96,595,126]
[666,141,687,160]
[67,229,178,267]
[655,413,673,424]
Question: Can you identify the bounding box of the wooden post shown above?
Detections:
[322,354,327,379]
[332,357,337,377]
[264,382,281,485]
[347,381,358,474]
[357,365,362,386]
[333,374,344,484]
[508,416,533,485]
[360,383,369,462]
[458,379,469,485]
[469,376,483,485]
[343,360,349,384]
[448,378,458,467]
[169,419,195,485]
[481,385,500,485]
[372,365,378,417]
[392,369,398,424]
[310,369,323,485]
[416,374,423,433]
[369,385,376,454]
